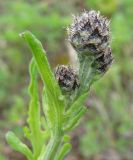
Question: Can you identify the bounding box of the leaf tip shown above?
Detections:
[6,131,13,139]
[5,131,15,144]
[19,31,31,38]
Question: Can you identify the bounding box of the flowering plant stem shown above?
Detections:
[41,135,62,160]
[21,31,64,160]
[6,9,112,159]
[6,31,73,160]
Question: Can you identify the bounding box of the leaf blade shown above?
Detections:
[28,59,44,158]
[20,31,61,97]
[6,132,33,160]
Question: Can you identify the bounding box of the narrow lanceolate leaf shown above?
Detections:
[64,107,87,132]
[64,92,88,126]
[55,143,72,160]
[42,87,57,131]
[28,59,44,158]
[21,31,64,134]
[20,31,61,99]
[6,132,33,160]
[66,92,88,116]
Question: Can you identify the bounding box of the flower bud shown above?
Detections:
[55,65,80,92]
[66,10,113,100]
[95,47,113,73]
[68,10,110,54]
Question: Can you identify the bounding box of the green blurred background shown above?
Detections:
[0,0,133,159]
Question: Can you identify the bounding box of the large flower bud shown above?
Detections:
[67,10,113,97]
[55,65,80,92]
[68,10,110,54]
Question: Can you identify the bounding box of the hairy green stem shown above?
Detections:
[39,134,63,160]
[45,136,62,160]
[70,54,95,104]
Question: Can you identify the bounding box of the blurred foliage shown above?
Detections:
[85,0,119,15]
[0,0,133,159]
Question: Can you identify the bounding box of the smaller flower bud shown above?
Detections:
[94,47,113,73]
[55,65,80,92]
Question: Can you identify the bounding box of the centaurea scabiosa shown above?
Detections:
[6,10,113,160]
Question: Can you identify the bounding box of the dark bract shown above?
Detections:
[68,10,110,54]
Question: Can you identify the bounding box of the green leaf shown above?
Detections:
[27,59,44,158]
[64,92,88,127]
[63,92,88,132]
[21,31,64,135]
[66,92,88,116]
[63,135,71,143]
[55,143,72,160]
[20,31,61,98]
[64,107,87,132]
[23,126,31,141]
[6,132,33,160]
[42,87,57,132]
